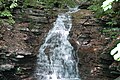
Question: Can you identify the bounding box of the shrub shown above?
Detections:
[88,0,120,26]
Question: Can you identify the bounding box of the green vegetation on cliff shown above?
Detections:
[88,0,120,26]
[0,0,78,24]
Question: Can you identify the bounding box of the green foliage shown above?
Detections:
[0,10,12,17]
[62,0,77,8]
[0,0,18,24]
[88,4,104,18]
[0,0,77,25]
[102,28,120,39]
[106,18,117,26]
[24,0,39,7]
[23,0,77,8]
[102,28,120,61]
[10,1,18,8]
[88,0,120,26]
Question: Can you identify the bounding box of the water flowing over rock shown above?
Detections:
[34,7,81,80]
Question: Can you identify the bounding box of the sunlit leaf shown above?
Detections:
[0,10,12,17]
[10,2,18,8]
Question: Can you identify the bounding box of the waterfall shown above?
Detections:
[34,7,80,80]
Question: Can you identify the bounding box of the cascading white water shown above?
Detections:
[34,7,80,80]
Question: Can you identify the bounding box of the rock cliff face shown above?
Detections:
[70,9,120,80]
[0,6,57,79]
[0,4,120,80]
[0,8,54,57]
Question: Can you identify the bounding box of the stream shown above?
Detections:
[34,7,81,80]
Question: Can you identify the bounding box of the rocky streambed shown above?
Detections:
[0,7,120,80]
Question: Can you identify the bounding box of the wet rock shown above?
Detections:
[112,2,120,12]
[16,51,32,56]
[16,55,24,59]
[100,53,113,61]
[69,38,80,51]
[0,34,3,39]
[82,39,90,45]
[109,62,120,75]
[24,8,45,16]
[114,76,120,80]
[6,25,13,30]
[17,28,29,32]
[22,77,34,80]
[17,27,42,33]
[79,1,91,9]
[14,7,56,24]
[27,15,48,23]
[0,45,8,53]
[0,5,56,80]
[0,52,5,55]
[0,64,14,71]
[117,64,120,72]
[6,53,12,57]
[70,8,118,80]
[44,46,51,55]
